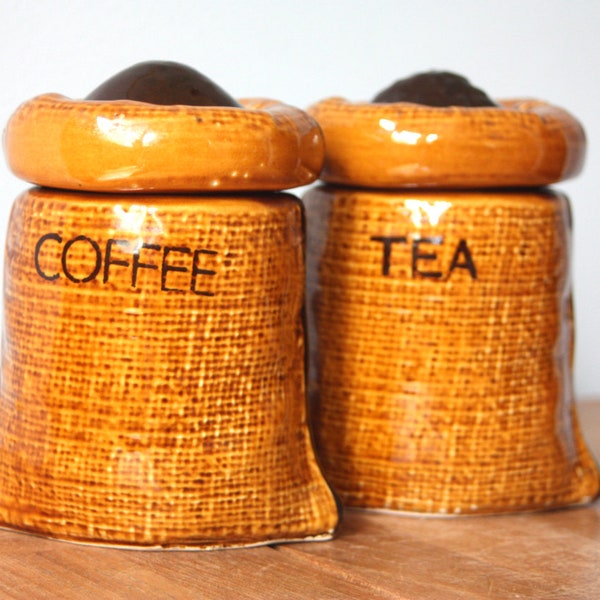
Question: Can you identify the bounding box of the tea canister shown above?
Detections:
[0,62,339,548]
[305,72,599,515]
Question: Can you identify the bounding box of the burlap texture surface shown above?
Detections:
[305,185,599,514]
[0,188,338,548]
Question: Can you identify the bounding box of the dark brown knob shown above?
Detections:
[86,60,241,107]
[372,71,497,107]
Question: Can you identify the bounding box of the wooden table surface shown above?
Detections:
[1,401,599,600]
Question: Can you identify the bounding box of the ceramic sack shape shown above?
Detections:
[305,71,599,515]
[0,61,339,548]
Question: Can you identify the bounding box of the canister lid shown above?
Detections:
[308,74,585,189]
[4,61,324,193]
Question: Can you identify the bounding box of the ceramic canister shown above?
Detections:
[305,78,600,515]
[0,62,339,548]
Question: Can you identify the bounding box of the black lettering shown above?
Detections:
[370,236,407,276]
[35,233,221,295]
[191,249,217,296]
[62,235,102,283]
[412,236,443,279]
[34,233,62,281]
[132,243,160,288]
[103,239,131,284]
[448,239,477,279]
[161,246,190,293]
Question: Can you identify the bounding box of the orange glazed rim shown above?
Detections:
[307,97,586,188]
[3,93,325,193]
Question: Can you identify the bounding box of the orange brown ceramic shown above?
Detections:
[305,73,599,515]
[308,97,585,188]
[5,95,323,192]
[305,186,599,514]
[0,62,339,548]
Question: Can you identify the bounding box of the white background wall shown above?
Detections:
[1,0,598,397]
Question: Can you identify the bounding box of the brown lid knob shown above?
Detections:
[86,60,241,107]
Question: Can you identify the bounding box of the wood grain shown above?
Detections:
[0,402,598,598]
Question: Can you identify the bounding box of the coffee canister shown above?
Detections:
[0,62,339,548]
